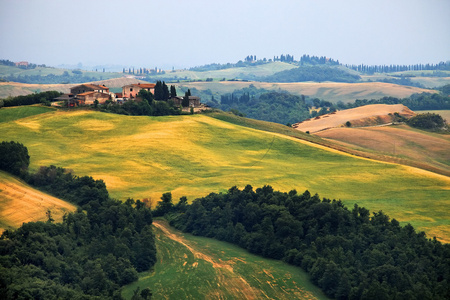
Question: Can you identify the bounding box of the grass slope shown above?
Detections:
[316,125,450,183]
[122,220,328,300]
[0,171,77,233]
[0,105,56,123]
[1,107,449,241]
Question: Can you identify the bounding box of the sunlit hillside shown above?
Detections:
[1,107,449,241]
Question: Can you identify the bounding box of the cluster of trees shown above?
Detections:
[122,67,164,75]
[0,59,42,69]
[217,86,334,125]
[273,54,295,62]
[407,113,446,130]
[153,81,176,101]
[169,185,450,300]
[345,61,450,74]
[0,141,30,176]
[260,65,361,83]
[0,144,156,299]
[220,88,310,125]
[339,92,450,111]
[1,91,61,107]
[298,55,340,65]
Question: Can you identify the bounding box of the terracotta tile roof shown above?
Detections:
[77,91,95,96]
[123,83,156,89]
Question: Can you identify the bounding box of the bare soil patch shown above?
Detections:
[294,104,415,133]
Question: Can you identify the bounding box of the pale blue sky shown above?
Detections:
[0,0,449,69]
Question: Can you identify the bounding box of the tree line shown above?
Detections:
[166,185,450,300]
[0,142,156,299]
[1,91,62,107]
[345,61,450,74]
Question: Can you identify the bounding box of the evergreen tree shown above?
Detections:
[162,81,170,101]
[170,85,177,98]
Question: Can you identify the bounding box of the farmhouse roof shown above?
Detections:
[72,84,109,90]
[123,83,156,89]
[77,91,96,96]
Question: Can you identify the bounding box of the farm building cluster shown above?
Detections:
[55,83,201,108]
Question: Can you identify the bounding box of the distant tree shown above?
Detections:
[153,192,174,216]
[182,91,189,107]
[138,89,154,105]
[170,85,177,97]
[154,81,163,100]
[162,81,170,101]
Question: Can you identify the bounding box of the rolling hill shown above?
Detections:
[1,106,449,242]
[0,171,77,233]
[294,104,416,133]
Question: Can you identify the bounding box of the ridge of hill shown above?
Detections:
[294,104,415,133]
[0,171,77,233]
[1,107,449,241]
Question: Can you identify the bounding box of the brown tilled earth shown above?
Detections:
[294,104,415,133]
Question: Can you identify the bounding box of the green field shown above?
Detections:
[0,105,55,123]
[1,107,449,241]
[122,220,328,300]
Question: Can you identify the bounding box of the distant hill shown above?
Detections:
[294,104,415,133]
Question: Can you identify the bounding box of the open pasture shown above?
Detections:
[122,220,328,300]
[1,108,449,241]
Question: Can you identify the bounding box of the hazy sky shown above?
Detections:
[0,0,449,69]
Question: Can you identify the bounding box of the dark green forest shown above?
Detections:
[0,144,156,299]
[169,186,450,300]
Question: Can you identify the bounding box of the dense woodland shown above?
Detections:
[169,185,450,300]
[339,90,450,111]
[0,142,156,299]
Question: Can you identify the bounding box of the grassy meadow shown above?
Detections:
[1,107,449,241]
[122,220,328,300]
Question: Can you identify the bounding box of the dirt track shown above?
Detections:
[153,220,261,299]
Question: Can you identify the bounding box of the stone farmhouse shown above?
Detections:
[56,82,202,108]
[122,83,156,99]
[171,96,201,108]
